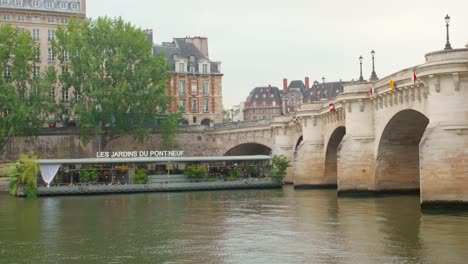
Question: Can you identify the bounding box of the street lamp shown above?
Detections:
[369,50,378,81]
[359,56,364,81]
[230,109,234,122]
[313,80,319,101]
[444,14,452,50]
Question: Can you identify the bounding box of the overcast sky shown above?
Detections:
[87,0,468,108]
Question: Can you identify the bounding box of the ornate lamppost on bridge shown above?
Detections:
[444,14,452,50]
[369,49,379,81]
[358,56,364,82]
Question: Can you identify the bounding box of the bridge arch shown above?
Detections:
[324,126,346,183]
[376,109,429,191]
[224,143,272,156]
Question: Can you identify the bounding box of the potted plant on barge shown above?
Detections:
[9,154,39,198]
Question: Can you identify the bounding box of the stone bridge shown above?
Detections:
[2,47,467,207]
[212,47,468,207]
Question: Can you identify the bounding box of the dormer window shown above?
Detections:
[189,67,195,73]
[59,1,68,9]
[178,63,185,72]
[70,2,79,10]
[189,56,195,62]
[31,0,40,7]
[0,0,10,6]
[14,0,22,6]
[45,1,53,8]
[202,64,208,73]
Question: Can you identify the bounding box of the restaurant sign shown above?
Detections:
[96,150,185,158]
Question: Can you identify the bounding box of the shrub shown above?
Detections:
[269,155,290,182]
[9,154,39,198]
[134,168,148,184]
[228,169,241,181]
[184,165,207,179]
[80,169,99,183]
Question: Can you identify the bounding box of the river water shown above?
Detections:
[1,186,468,264]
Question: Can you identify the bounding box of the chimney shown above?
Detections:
[283,78,288,90]
[305,77,309,90]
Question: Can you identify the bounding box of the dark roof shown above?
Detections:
[284,80,306,96]
[304,81,349,102]
[153,38,221,73]
[245,86,282,106]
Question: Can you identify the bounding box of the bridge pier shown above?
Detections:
[271,126,294,183]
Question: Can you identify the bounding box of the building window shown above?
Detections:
[45,1,53,8]
[189,66,195,73]
[49,87,55,102]
[48,48,54,62]
[202,64,208,73]
[178,80,186,95]
[48,29,54,42]
[191,81,197,95]
[61,88,69,101]
[272,101,276,107]
[0,0,9,5]
[191,98,197,113]
[32,29,40,41]
[178,63,185,73]
[3,14,11,21]
[178,99,186,112]
[63,51,69,62]
[3,66,11,80]
[17,15,25,22]
[59,1,67,9]
[14,0,22,6]
[32,47,40,61]
[47,17,55,23]
[202,99,209,113]
[32,66,40,79]
[31,0,40,7]
[61,66,68,75]
[70,2,79,10]
[61,18,68,24]
[32,16,40,23]
[189,56,195,62]
[202,82,209,95]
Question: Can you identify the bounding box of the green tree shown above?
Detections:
[8,154,39,198]
[53,17,178,147]
[0,25,54,151]
[269,155,290,182]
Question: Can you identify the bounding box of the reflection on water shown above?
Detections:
[1,187,468,263]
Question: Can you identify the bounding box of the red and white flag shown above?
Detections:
[329,102,335,112]
[369,85,375,96]
[412,72,418,84]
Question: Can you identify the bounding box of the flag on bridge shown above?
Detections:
[389,80,395,91]
[412,72,418,84]
[369,84,375,96]
[329,102,335,112]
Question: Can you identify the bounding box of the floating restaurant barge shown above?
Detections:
[37,155,280,196]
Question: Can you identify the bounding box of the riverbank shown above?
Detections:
[0,179,8,193]
[37,179,281,196]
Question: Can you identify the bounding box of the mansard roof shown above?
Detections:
[153,38,221,73]
[245,86,282,106]
[304,81,349,102]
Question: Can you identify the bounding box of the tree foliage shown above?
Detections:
[53,17,177,146]
[0,25,53,151]
[8,154,39,198]
[269,155,290,182]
